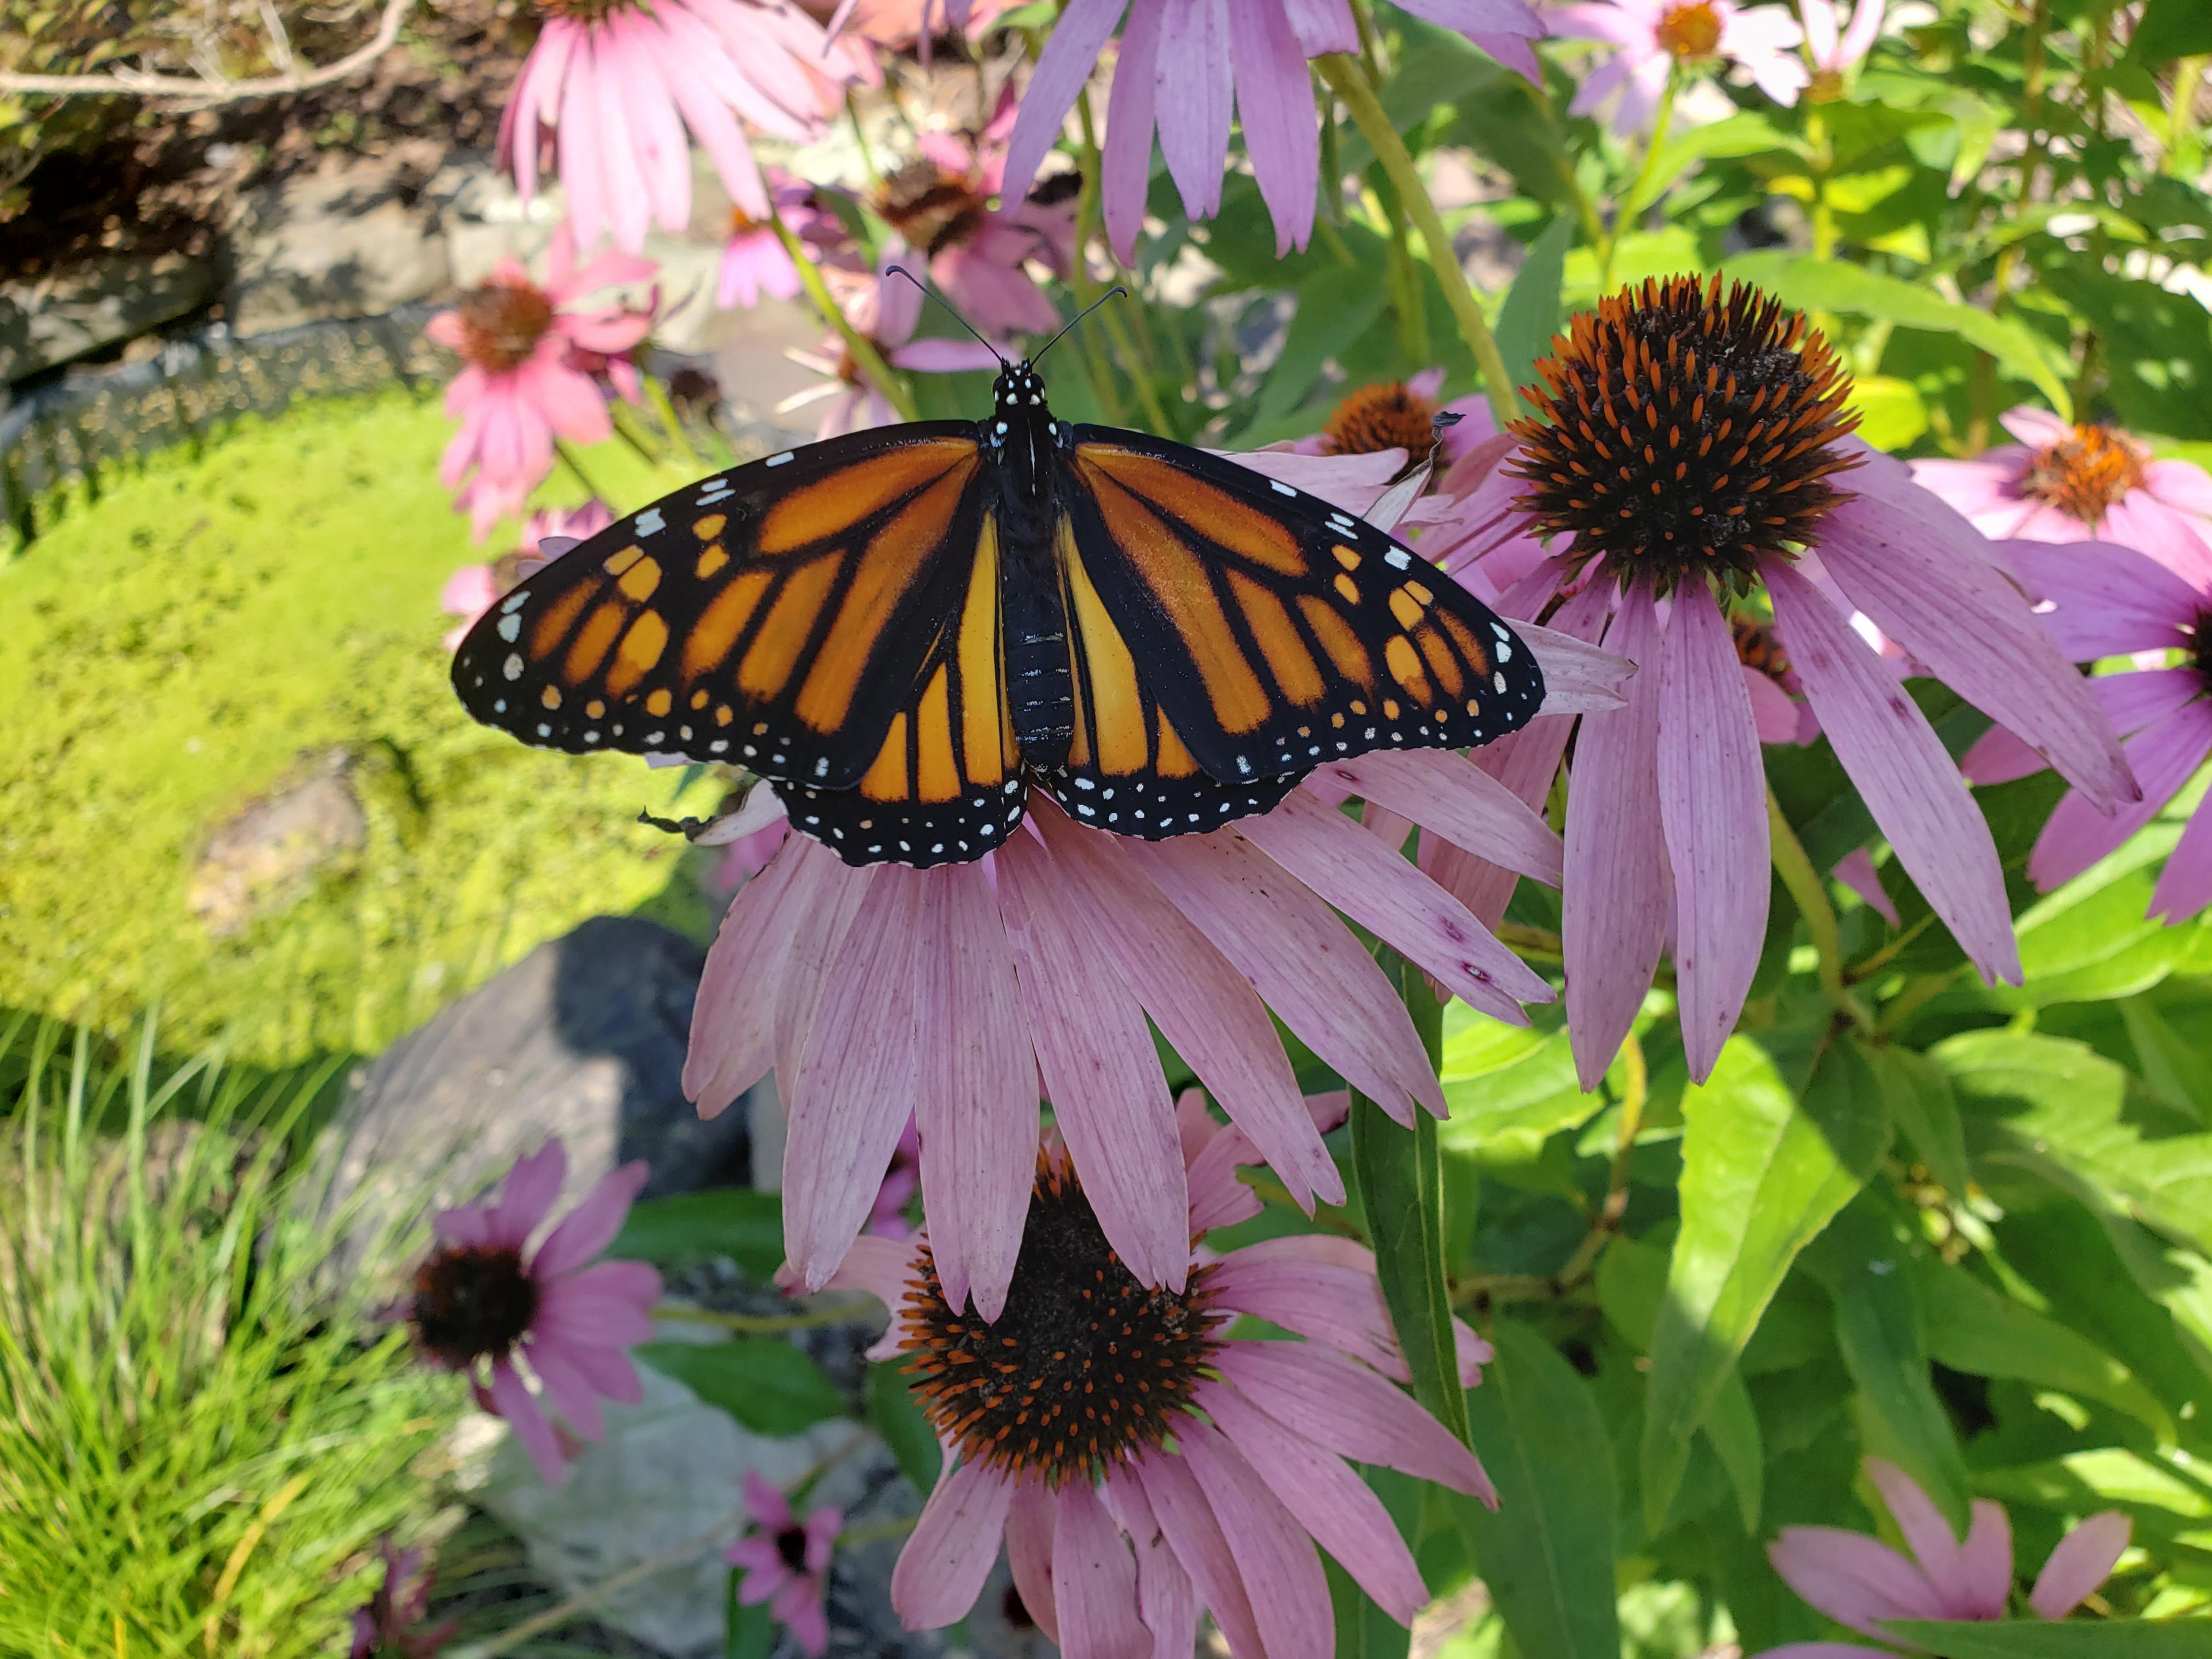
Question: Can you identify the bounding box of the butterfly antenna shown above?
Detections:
[1032,285,1128,365]
[884,263,1010,367]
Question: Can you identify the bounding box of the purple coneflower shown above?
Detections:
[780,255,1009,437]
[728,1471,844,1656]
[441,501,616,648]
[1758,1458,2130,1655]
[500,0,860,255]
[1798,0,1883,98]
[1910,407,2212,569]
[820,1099,1496,1658]
[1550,0,1809,133]
[408,1139,661,1487]
[1285,369,1499,472]
[427,230,654,540]
[1001,0,1541,259]
[1435,275,2133,1087]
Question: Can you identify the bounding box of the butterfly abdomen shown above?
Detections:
[999,496,1075,768]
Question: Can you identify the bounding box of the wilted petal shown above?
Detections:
[2028,1511,2131,1620]
[1767,562,2021,985]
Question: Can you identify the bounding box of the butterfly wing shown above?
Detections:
[450,424,989,793]
[1056,430,1545,785]
[778,511,1029,867]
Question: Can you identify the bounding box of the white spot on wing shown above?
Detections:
[765,452,795,467]
[1384,548,1411,569]
[635,506,666,537]
[496,613,521,642]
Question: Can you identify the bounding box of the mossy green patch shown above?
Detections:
[0,391,719,1065]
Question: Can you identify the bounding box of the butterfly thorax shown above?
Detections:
[988,362,1077,768]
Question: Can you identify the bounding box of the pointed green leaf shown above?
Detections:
[1866,1045,1972,1200]
[1881,1620,2212,1658]
[1494,217,1572,413]
[866,1361,941,1494]
[1352,1093,1470,1443]
[611,1189,786,1280]
[1454,1320,1620,1659]
[636,1339,848,1437]
[1641,1034,1892,1530]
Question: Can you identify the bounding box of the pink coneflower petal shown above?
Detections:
[527,1342,608,1444]
[1206,1237,1409,1380]
[1129,1453,1269,1659]
[1395,0,1542,38]
[1101,0,1165,259]
[2151,798,2212,922]
[1226,0,1319,255]
[1820,477,2135,810]
[1316,750,1563,886]
[996,831,1189,1292]
[787,867,936,1292]
[911,864,1034,1320]
[562,1338,645,1407]
[1210,1341,1496,1503]
[1197,1379,1428,1620]
[1767,562,2021,985]
[1154,0,1234,218]
[1864,1459,1970,1610]
[2028,703,2212,891]
[1130,834,1445,1121]
[743,1469,795,1530]
[1657,580,1770,1082]
[533,1161,648,1278]
[1008,1480,1064,1641]
[1035,810,1338,1214]
[2029,1511,2131,1619]
[487,1142,568,1248]
[1768,1526,1950,1639]
[1563,583,1671,1088]
[2001,539,2201,658]
[490,1359,568,1487]
[533,1260,659,1349]
[727,1538,785,1576]
[780,1589,830,1657]
[2095,667,2204,738]
[1955,1499,2015,1620]
[1053,1481,1152,1659]
[1276,0,1357,53]
[1832,848,1899,926]
[1176,1417,1333,1659]
[894,1460,1015,1627]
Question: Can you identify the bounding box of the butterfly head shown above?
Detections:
[991,360,1049,415]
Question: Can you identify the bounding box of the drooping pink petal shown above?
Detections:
[488,1141,569,1249]
[2028,703,2212,891]
[1197,1380,1430,1621]
[1767,562,2022,985]
[1237,792,1554,1023]
[892,1460,1016,1628]
[1517,620,1634,714]
[490,1359,569,1487]
[1176,1417,1334,1659]
[1154,0,1234,219]
[2028,1511,2131,1620]
[2150,794,2212,923]
[1000,0,1131,204]
[1101,0,1165,262]
[1034,808,1337,1212]
[1316,749,1562,887]
[532,1260,659,1350]
[1657,580,1770,1082]
[1767,1526,1950,1640]
[996,828,1188,1291]
[1207,1239,1410,1380]
[1864,1458,1970,1611]
[1953,1499,2015,1620]
[1832,848,1899,926]
[526,1341,607,1444]
[533,1160,649,1279]
[1563,581,1672,1088]
[1226,0,1319,255]
[1007,1478,1064,1643]
[2097,668,2207,739]
[1052,1480,1152,1659]
[777,1582,831,1656]
[1999,539,2201,658]
[1820,488,2135,811]
[910,863,1036,1320]
[560,1337,644,1407]
[1959,721,2050,787]
[1129,1452,1268,1659]
[1277,0,1357,54]
[1131,831,1444,1122]
[786,866,931,1291]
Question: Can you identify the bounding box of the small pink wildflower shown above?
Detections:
[408,1139,661,1487]
[728,1470,843,1656]
[500,0,859,255]
[1910,408,2212,571]
[1001,0,1542,259]
[716,170,841,311]
[820,1098,1496,1658]
[426,229,654,541]
[441,503,615,648]
[1759,1457,2130,1655]
[778,254,1007,437]
[1550,0,1810,133]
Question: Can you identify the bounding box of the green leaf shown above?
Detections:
[725,1588,776,1659]
[1701,1368,1764,1536]
[1846,375,1930,452]
[1866,1045,1973,1200]
[1435,1011,1598,1162]
[611,1189,786,1280]
[636,1339,849,1437]
[1993,822,2199,1008]
[1880,1620,2212,1658]
[1803,1198,1972,1533]
[1494,217,1572,413]
[1243,262,1392,435]
[1914,1259,2176,1441]
[2134,0,2212,64]
[1352,1093,1470,1443]
[1453,1320,1620,1659]
[866,1361,940,1494]
[1630,112,1799,215]
[1641,1034,1892,1530]
[1720,252,2074,419]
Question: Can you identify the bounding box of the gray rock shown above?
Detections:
[316,914,749,1273]
[185,747,366,938]
[225,163,451,336]
[0,252,216,383]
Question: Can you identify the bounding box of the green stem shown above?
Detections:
[1878,970,1955,1036]
[1765,787,1875,1031]
[641,374,704,470]
[1372,171,1432,365]
[1315,53,1516,426]
[652,1301,875,1333]
[1496,922,1563,962]
[551,439,610,503]
[847,89,882,190]
[771,215,918,423]
[1603,66,1678,288]
[1525,71,1607,247]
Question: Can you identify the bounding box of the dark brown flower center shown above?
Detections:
[1656,1,1723,58]
[410,1244,540,1369]
[877,159,988,258]
[1324,381,1444,465]
[900,1158,1220,1486]
[1508,274,1861,596]
[2190,611,2212,686]
[1734,615,1790,679]
[2020,423,2149,525]
[775,1524,811,1574]
[456,281,556,374]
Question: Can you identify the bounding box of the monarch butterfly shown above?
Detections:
[452,348,1545,868]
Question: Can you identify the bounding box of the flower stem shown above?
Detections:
[551,439,610,503]
[1765,787,1876,1030]
[652,1301,876,1333]
[1314,52,1517,426]
[1601,65,1677,289]
[771,214,918,424]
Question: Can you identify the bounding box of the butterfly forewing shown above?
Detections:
[1057,432,1545,784]
[450,424,989,792]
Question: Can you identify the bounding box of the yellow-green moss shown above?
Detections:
[0,391,718,1065]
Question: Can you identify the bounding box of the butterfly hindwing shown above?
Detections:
[780,513,1031,867]
[450,424,988,792]
[1057,431,1546,784]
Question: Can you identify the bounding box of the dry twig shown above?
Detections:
[0,0,410,103]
